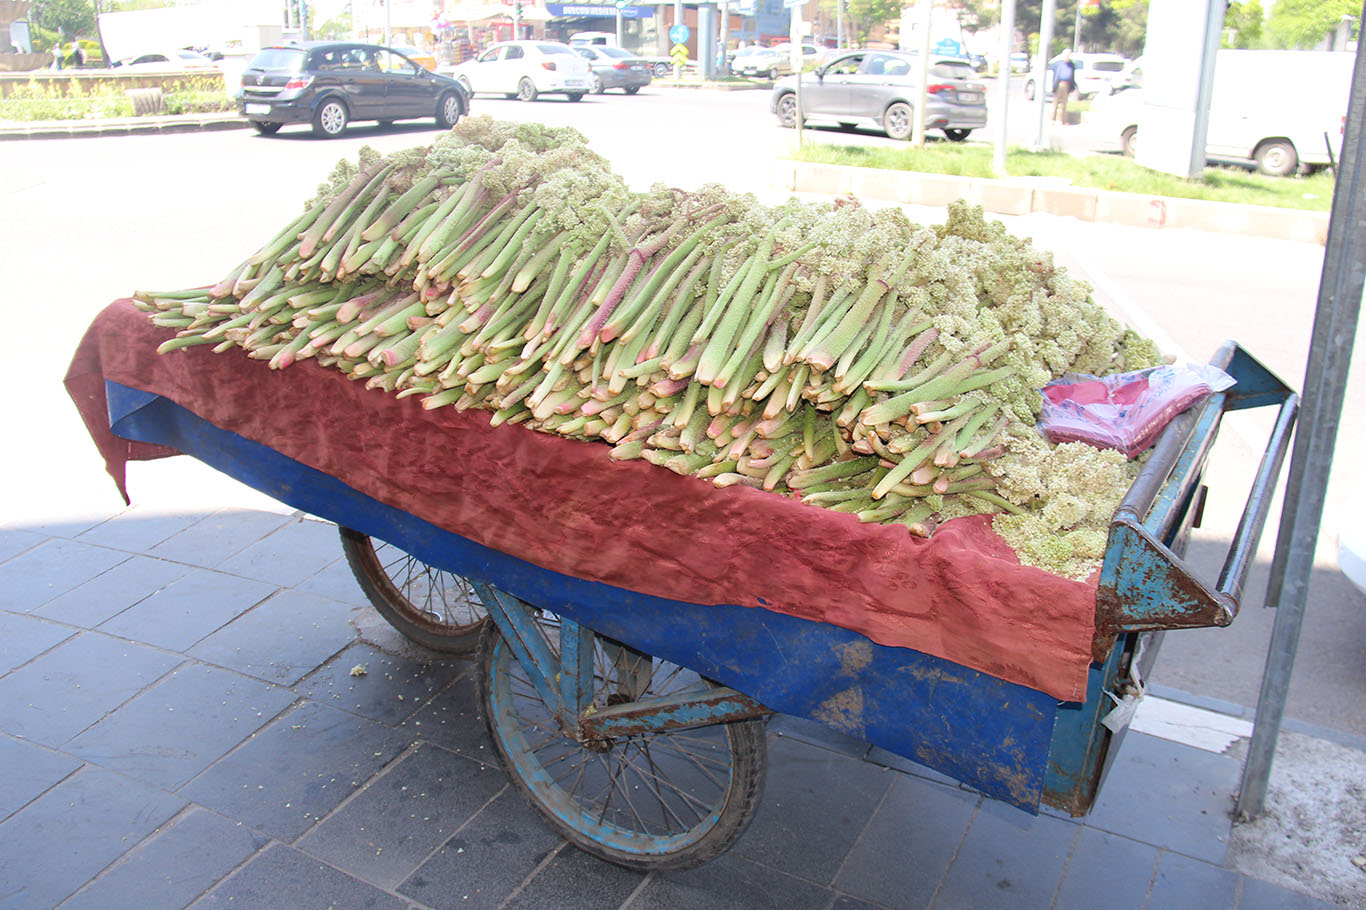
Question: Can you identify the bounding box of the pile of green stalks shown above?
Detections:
[136,116,1162,542]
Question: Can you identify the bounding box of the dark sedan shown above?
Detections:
[237,41,469,138]
[572,46,652,95]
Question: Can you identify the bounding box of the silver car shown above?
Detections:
[770,50,988,142]
[572,46,653,95]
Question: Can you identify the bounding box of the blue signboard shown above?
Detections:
[934,38,963,57]
[669,23,690,44]
[547,3,655,17]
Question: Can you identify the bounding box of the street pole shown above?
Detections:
[1032,0,1057,148]
[911,0,932,147]
[791,0,803,148]
[1072,2,1081,50]
[385,0,392,48]
[719,0,730,76]
[994,0,1016,176]
[616,8,624,47]
[674,0,684,79]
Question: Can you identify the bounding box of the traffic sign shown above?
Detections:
[615,0,627,8]
[669,23,690,44]
[782,0,804,8]
[670,43,689,65]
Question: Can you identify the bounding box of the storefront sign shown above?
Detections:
[546,4,655,17]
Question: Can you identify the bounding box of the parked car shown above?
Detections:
[732,47,789,79]
[236,41,469,138]
[1009,52,1030,73]
[1089,49,1353,176]
[444,41,592,102]
[1024,52,1128,101]
[113,48,219,71]
[770,50,988,142]
[572,45,652,94]
[771,43,833,70]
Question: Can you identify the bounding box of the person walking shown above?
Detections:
[1051,48,1076,123]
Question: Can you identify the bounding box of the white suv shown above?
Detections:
[446,41,592,102]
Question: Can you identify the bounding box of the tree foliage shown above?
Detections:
[843,0,905,46]
[30,0,96,38]
[1222,0,1264,49]
[1266,0,1359,50]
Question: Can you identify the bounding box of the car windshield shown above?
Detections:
[599,47,632,58]
[539,44,574,55]
[250,47,306,72]
[930,61,977,79]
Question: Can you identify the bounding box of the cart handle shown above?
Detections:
[1092,342,1298,660]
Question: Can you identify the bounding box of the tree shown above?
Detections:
[1266,0,1359,50]
[1223,0,1264,49]
[30,0,96,38]
[947,0,998,33]
[843,0,904,46]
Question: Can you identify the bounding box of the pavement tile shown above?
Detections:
[296,742,507,891]
[769,713,872,759]
[864,744,969,789]
[1145,851,1239,907]
[0,527,45,565]
[402,670,498,767]
[632,852,834,910]
[1083,732,1239,866]
[500,841,644,910]
[0,767,185,910]
[1051,827,1158,910]
[180,699,413,842]
[0,610,75,675]
[147,508,296,568]
[96,567,277,652]
[831,772,980,908]
[296,640,469,726]
[187,587,359,686]
[193,842,407,910]
[64,662,297,790]
[294,556,368,606]
[829,897,884,910]
[58,808,269,910]
[1237,876,1341,909]
[398,788,564,910]
[0,734,82,821]
[75,506,211,554]
[34,554,193,628]
[0,632,182,747]
[931,795,1077,909]
[0,537,128,613]
[215,517,349,588]
[732,735,894,885]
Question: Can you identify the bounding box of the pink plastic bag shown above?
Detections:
[1037,364,1235,459]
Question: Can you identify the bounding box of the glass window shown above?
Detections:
[506,46,524,60]
[477,47,501,63]
[824,54,863,76]
[540,44,574,55]
[375,48,417,74]
[253,48,307,72]
[930,61,977,80]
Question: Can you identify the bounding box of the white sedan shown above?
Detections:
[113,49,220,71]
[445,41,592,102]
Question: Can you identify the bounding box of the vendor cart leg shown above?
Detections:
[339,527,488,652]
[473,584,769,871]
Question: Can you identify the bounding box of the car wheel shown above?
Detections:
[944,128,971,142]
[1024,79,1035,101]
[250,121,281,135]
[767,66,778,80]
[1120,126,1139,158]
[775,92,797,129]
[436,92,462,128]
[311,98,348,138]
[653,61,670,77]
[591,74,605,94]
[516,77,538,102]
[566,92,585,102]
[625,85,641,95]
[457,75,473,96]
[378,120,395,129]
[1254,139,1298,177]
[883,102,913,141]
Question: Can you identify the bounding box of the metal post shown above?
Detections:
[1032,0,1057,148]
[911,0,932,147]
[674,0,684,79]
[1236,30,1366,821]
[1186,0,1226,179]
[719,0,730,76]
[790,0,803,147]
[993,0,1016,176]
[1072,1,1081,49]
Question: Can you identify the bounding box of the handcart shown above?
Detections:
[67,300,1298,871]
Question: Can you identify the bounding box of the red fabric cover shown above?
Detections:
[67,301,1099,701]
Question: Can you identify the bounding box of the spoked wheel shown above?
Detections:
[476,613,767,871]
[338,526,488,653]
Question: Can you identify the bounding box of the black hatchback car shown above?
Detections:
[237,41,470,138]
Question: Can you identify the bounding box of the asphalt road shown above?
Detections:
[4,85,1361,740]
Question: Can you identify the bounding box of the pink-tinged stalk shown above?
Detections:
[336,289,388,324]
[576,249,647,350]
[649,376,690,398]
[964,445,1005,462]
[896,328,940,379]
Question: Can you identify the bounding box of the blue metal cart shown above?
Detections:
[94,335,1295,872]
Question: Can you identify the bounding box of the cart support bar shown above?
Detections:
[579,688,771,740]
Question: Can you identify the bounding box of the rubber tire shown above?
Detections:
[516,77,538,102]
[1024,79,1036,101]
[625,85,641,95]
[250,121,281,135]
[653,61,670,77]
[566,92,585,102]
[311,98,348,137]
[944,128,971,142]
[591,74,605,94]
[767,66,779,80]
[476,618,767,872]
[883,101,913,141]
[436,92,462,128]
[775,92,797,128]
[1254,139,1298,177]
[1120,125,1138,158]
[339,526,488,653]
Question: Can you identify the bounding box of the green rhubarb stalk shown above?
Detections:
[361,174,441,242]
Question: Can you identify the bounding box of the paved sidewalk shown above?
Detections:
[1,485,1355,909]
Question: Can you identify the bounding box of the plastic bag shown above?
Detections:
[1037,363,1235,459]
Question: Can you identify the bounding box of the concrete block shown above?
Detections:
[972,179,1034,216]
[1032,185,1099,220]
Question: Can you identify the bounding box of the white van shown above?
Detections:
[1093,49,1353,176]
[569,31,617,48]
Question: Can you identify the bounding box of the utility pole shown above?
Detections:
[911,0,932,147]
[1032,0,1057,148]
[994,0,1016,176]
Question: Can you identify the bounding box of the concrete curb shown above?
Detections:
[0,113,245,140]
[773,160,1331,245]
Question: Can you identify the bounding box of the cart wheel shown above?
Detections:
[476,615,767,871]
[339,526,487,653]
